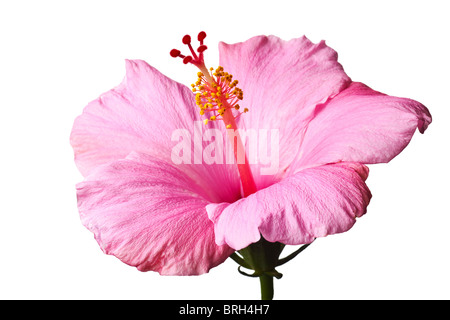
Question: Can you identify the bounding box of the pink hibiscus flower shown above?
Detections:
[70,33,431,294]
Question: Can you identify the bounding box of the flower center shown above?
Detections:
[170,32,257,197]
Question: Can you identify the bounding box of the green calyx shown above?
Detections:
[230,236,313,300]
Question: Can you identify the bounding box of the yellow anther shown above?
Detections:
[191,65,247,126]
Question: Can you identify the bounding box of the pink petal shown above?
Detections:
[293,82,432,170]
[70,59,241,203]
[207,162,371,250]
[77,152,234,275]
[70,59,198,176]
[218,35,351,186]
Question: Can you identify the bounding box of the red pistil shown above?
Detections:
[170,32,257,197]
[170,31,208,67]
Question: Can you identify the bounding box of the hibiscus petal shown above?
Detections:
[71,59,241,203]
[70,59,199,176]
[207,162,371,250]
[294,82,432,169]
[77,152,234,275]
[218,35,351,185]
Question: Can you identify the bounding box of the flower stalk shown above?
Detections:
[259,274,274,300]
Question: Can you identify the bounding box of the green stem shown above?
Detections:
[259,274,274,300]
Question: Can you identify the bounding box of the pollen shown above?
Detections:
[190,65,248,125]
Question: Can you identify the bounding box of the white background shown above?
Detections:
[1,0,449,300]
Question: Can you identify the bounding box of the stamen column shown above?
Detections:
[170,32,257,197]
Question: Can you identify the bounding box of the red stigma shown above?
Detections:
[198,31,207,42]
[182,35,191,44]
[197,45,207,53]
[170,49,181,58]
[183,56,193,64]
[170,31,208,67]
